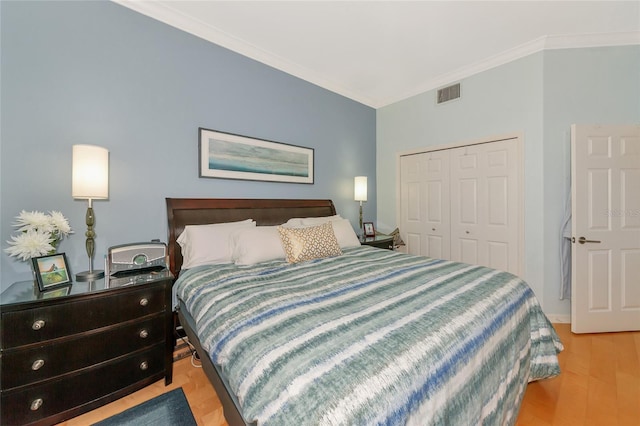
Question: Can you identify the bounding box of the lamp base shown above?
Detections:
[76,270,105,281]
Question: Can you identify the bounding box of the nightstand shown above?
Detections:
[360,235,395,250]
[0,270,173,426]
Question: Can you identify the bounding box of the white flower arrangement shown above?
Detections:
[4,210,73,261]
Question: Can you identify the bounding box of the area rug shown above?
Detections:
[92,388,197,426]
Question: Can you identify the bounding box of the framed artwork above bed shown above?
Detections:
[199,128,314,184]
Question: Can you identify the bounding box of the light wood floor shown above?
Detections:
[516,324,640,426]
[60,324,640,426]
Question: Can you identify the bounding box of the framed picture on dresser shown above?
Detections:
[363,221,376,237]
[31,253,71,291]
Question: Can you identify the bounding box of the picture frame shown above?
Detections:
[363,222,376,238]
[31,253,72,291]
[199,127,314,184]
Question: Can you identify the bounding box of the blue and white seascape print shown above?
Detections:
[209,138,309,177]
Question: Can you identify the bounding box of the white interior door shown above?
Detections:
[424,151,451,259]
[400,153,426,256]
[571,124,640,333]
[450,140,520,275]
[400,152,450,258]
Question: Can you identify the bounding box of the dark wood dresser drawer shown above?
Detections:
[1,272,173,425]
[1,344,165,426]
[2,314,166,390]
[1,286,165,348]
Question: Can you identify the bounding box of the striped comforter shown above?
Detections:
[175,246,562,425]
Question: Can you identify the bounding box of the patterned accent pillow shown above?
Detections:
[277,222,342,263]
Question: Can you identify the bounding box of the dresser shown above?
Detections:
[0,271,173,426]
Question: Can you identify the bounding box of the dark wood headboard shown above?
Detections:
[165,198,337,277]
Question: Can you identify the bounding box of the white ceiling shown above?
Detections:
[115,1,640,108]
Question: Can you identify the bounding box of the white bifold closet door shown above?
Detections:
[400,150,450,259]
[400,137,522,276]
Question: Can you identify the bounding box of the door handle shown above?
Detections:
[577,236,601,244]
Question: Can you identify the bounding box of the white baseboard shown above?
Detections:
[546,314,571,324]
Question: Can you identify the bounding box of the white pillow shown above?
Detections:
[300,217,360,248]
[177,219,255,269]
[231,226,286,265]
[286,214,342,226]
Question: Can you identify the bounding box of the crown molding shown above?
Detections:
[381,31,640,107]
[543,30,640,50]
[112,2,639,109]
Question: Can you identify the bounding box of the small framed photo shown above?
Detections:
[31,253,72,291]
[363,222,376,238]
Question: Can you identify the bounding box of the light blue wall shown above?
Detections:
[377,45,640,316]
[377,53,545,303]
[541,46,640,315]
[0,1,376,290]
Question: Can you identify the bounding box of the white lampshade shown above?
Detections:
[72,144,109,199]
[354,176,367,202]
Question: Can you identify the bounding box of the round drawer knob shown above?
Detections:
[140,361,148,371]
[32,320,45,330]
[31,359,45,371]
[30,398,43,411]
[139,298,148,307]
[139,329,149,339]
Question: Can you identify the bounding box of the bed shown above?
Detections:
[167,198,562,426]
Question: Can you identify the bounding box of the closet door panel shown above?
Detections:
[488,241,509,272]
[427,235,445,259]
[399,137,520,275]
[459,239,479,265]
[451,146,485,266]
[424,151,450,259]
[406,178,424,256]
[400,154,427,256]
[400,151,450,259]
[486,141,519,273]
[459,179,479,224]
[450,140,519,274]
[487,176,508,226]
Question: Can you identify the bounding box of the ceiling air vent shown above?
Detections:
[437,83,461,104]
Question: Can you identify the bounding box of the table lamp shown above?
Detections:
[354,176,367,230]
[72,144,109,281]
